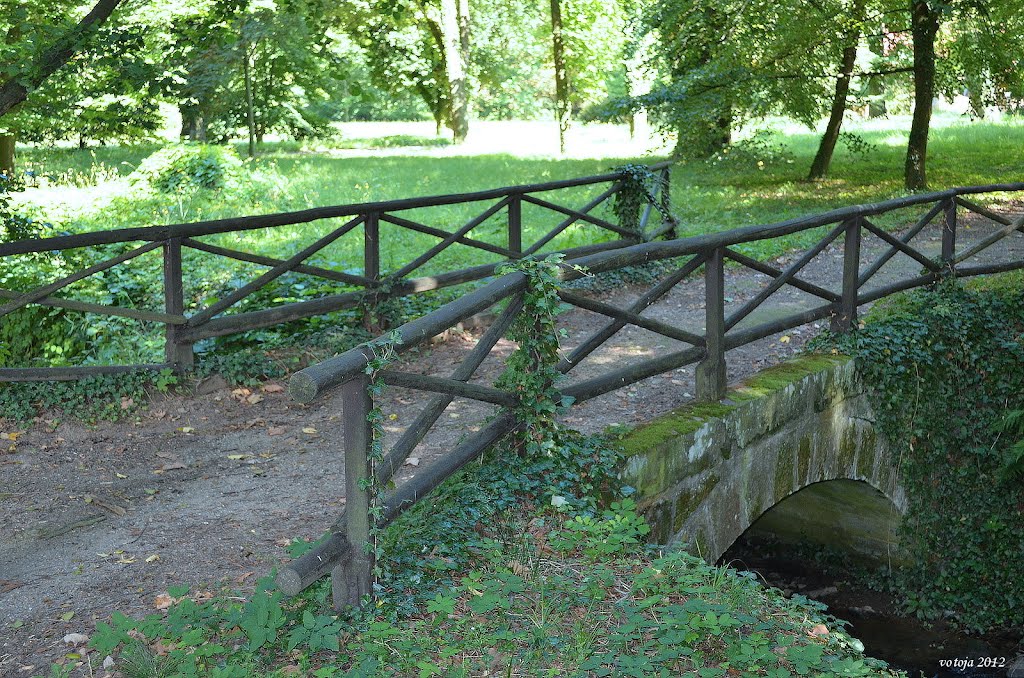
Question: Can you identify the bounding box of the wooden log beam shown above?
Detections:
[722,248,841,304]
[376,297,521,485]
[1,169,648,256]
[0,288,185,325]
[557,289,705,346]
[0,364,168,382]
[379,370,517,407]
[276,412,517,596]
[858,200,944,288]
[557,254,705,373]
[861,218,940,272]
[381,210,516,261]
[187,216,364,327]
[388,197,511,280]
[724,221,845,331]
[0,241,162,318]
[522,192,633,238]
[521,185,622,256]
[183,238,374,287]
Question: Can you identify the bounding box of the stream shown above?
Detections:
[721,535,1023,677]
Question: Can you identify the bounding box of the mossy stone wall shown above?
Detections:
[616,354,905,562]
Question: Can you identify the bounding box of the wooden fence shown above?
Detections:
[277,182,1024,609]
[0,162,672,381]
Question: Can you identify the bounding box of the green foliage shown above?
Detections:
[0,370,161,422]
[612,163,667,235]
[813,277,1024,632]
[495,254,574,457]
[131,144,244,193]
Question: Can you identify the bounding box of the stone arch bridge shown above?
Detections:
[618,354,905,563]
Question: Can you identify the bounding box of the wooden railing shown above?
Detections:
[0,163,672,380]
[278,182,1024,608]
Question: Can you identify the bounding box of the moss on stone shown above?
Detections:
[731,354,850,401]
[618,355,849,459]
[672,473,720,531]
[616,402,735,458]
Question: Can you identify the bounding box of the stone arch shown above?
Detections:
[619,355,907,563]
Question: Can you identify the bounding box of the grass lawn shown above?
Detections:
[3,113,1024,369]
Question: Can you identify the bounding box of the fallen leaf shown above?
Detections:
[0,431,24,441]
[120,397,134,410]
[150,409,167,419]
[116,556,137,564]
[261,384,285,393]
[807,624,829,638]
[780,335,791,344]
[246,394,264,405]
[301,427,317,435]
[152,639,175,656]
[62,633,89,645]
[178,427,194,434]
[404,457,420,467]
[114,473,127,479]
[236,571,255,584]
[388,413,398,421]
[227,454,249,461]
[84,495,126,516]
[156,461,187,473]
[154,594,174,609]
[267,427,286,436]
[145,554,160,563]
[0,580,25,593]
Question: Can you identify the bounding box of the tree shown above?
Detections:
[339,0,472,141]
[0,0,127,119]
[549,0,570,152]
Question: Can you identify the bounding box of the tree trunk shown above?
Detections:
[809,43,859,180]
[0,134,13,175]
[549,0,570,154]
[0,0,125,119]
[243,42,256,158]
[439,0,470,143]
[905,0,939,190]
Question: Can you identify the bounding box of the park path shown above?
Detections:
[2,204,1023,674]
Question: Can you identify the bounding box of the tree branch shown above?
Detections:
[0,0,125,119]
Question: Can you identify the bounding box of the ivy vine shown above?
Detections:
[813,276,1024,632]
[358,329,403,578]
[495,254,577,457]
[612,164,673,238]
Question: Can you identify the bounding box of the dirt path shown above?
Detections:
[2,206,1023,675]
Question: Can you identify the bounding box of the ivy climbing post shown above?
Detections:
[333,333,399,610]
[496,255,572,456]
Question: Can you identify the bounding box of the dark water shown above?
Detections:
[721,536,1022,677]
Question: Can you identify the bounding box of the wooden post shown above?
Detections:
[942,199,957,268]
[661,167,674,239]
[362,212,382,331]
[508,194,522,256]
[333,374,374,610]
[831,217,861,333]
[0,134,13,176]
[696,247,726,401]
[163,238,194,371]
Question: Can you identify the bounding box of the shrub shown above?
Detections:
[131,144,243,193]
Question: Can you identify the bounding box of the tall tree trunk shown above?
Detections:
[0,0,125,119]
[0,134,13,175]
[549,0,570,154]
[243,43,256,158]
[905,0,940,190]
[440,0,470,143]
[809,44,859,180]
